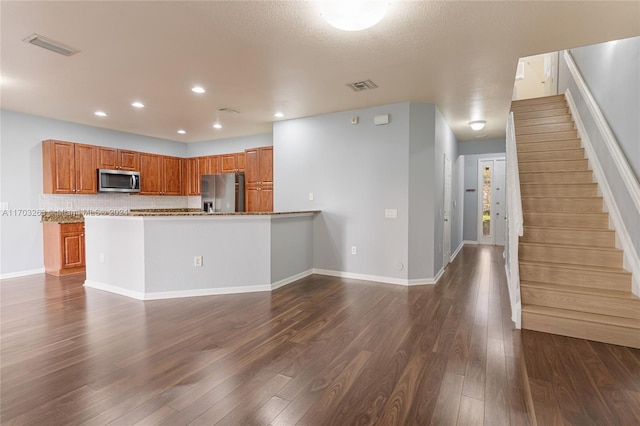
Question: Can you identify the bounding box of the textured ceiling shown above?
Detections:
[1,1,638,143]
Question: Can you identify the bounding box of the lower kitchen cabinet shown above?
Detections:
[43,222,85,276]
[246,185,273,212]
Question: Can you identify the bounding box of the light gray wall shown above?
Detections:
[558,41,640,269]
[187,133,272,157]
[559,36,640,179]
[0,110,187,276]
[274,103,412,280]
[460,138,506,242]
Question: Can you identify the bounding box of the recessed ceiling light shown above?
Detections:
[94,111,107,117]
[177,129,186,134]
[469,120,486,131]
[131,102,144,108]
[213,123,222,129]
[192,86,205,94]
[274,112,284,118]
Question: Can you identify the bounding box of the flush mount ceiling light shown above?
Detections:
[213,123,222,129]
[23,33,80,56]
[131,102,144,108]
[177,129,186,134]
[274,112,284,118]
[320,1,390,31]
[94,111,107,117]
[192,86,205,94]
[469,120,486,131]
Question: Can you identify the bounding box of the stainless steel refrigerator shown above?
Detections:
[201,173,245,213]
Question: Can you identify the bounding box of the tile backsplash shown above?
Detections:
[40,194,201,212]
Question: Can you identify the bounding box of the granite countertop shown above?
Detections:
[41,211,84,223]
[128,210,320,216]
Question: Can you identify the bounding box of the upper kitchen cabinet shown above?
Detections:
[185,156,220,196]
[139,153,182,195]
[245,146,273,212]
[42,140,97,194]
[97,147,140,171]
[220,152,245,173]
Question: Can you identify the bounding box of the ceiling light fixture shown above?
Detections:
[131,102,144,108]
[320,1,390,31]
[213,123,222,129]
[23,33,80,56]
[192,86,205,94]
[274,112,284,118]
[94,111,107,117]
[177,129,186,134]
[469,120,486,131]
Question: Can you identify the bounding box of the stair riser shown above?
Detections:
[521,228,615,247]
[514,115,573,127]
[512,95,565,107]
[519,172,593,184]
[518,149,584,162]
[519,263,631,292]
[522,197,604,213]
[516,140,581,152]
[516,123,576,135]
[517,131,578,143]
[522,311,640,349]
[523,212,609,228]
[511,102,567,114]
[513,108,569,121]
[520,184,598,197]
[518,160,589,173]
[519,244,622,268]
[521,287,640,320]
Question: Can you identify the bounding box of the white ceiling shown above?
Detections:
[1,1,638,143]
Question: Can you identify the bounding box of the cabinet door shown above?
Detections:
[236,152,246,172]
[139,153,161,195]
[75,144,97,194]
[245,149,260,185]
[118,150,140,171]
[97,147,118,169]
[258,147,273,185]
[209,155,220,174]
[198,156,211,176]
[162,156,183,195]
[245,186,260,213]
[259,185,273,212]
[221,154,237,173]
[186,157,200,195]
[61,229,84,269]
[43,140,76,194]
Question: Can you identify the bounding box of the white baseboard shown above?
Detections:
[84,280,147,300]
[312,268,441,287]
[463,240,478,245]
[271,269,313,290]
[1,268,45,280]
[450,240,465,262]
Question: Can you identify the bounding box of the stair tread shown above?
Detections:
[519,241,621,253]
[522,304,640,329]
[519,170,591,175]
[521,281,639,301]
[519,260,631,275]
[523,225,613,233]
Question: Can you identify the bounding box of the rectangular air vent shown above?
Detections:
[347,79,378,92]
[24,34,80,56]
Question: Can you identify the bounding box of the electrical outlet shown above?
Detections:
[194,256,203,267]
[351,246,357,255]
[309,192,314,201]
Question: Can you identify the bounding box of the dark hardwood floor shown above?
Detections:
[1,245,638,425]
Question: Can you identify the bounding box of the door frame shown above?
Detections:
[477,157,506,245]
[443,154,452,268]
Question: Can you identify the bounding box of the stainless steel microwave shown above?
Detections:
[98,169,140,193]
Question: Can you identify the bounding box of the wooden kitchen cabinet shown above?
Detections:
[97,147,140,171]
[139,153,182,195]
[245,146,273,212]
[43,222,85,275]
[220,152,245,173]
[185,156,220,195]
[42,140,97,194]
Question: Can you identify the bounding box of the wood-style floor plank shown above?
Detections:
[2,245,639,425]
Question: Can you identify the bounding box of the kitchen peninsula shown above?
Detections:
[84,211,318,299]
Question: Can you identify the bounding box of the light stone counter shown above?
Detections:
[84,212,318,299]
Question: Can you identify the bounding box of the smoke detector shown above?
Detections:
[347,79,378,92]
[23,34,80,56]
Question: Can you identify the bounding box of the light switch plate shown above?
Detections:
[384,209,397,219]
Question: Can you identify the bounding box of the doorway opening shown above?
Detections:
[477,158,505,245]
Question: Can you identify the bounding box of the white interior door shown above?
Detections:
[477,158,506,245]
[443,154,452,267]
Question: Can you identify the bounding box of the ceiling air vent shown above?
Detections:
[347,79,378,92]
[23,34,80,56]
[218,107,240,114]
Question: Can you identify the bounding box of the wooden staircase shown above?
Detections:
[511,94,640,349]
